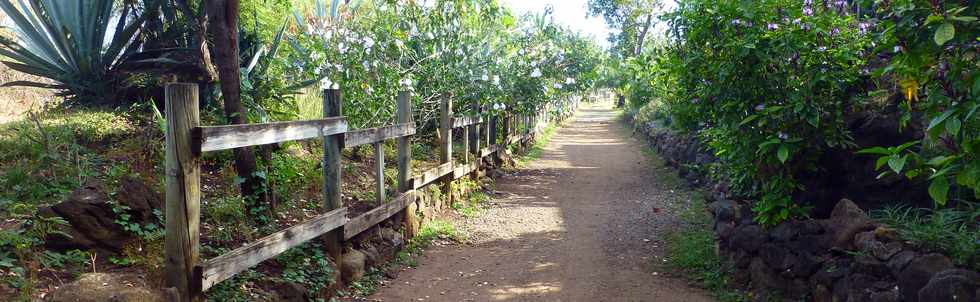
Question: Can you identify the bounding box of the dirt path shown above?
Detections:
[370,101,713,302]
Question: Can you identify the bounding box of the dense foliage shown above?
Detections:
[621,0,979,224]
[285,0,604,129]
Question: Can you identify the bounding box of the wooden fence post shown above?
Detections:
[489,114,499,167]
[469,106,480,177]
[374,142,385,204]
[439,95,453,206]
[164,83,202,302]
[396,91,416,237]
[322,89,344,283]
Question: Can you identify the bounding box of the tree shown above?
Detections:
[587,0,661,58]
[204,0,267,208]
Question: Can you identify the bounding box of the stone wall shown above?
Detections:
[630,118,980,302]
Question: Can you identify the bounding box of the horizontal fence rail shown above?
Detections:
[197,117,348,152]
[197,207,348,291]
[163,83,577,301]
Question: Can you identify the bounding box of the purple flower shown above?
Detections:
[830,28,841,37]
[893,45,903,53]
[817,46,828,52]
[803,7,814,16]
[858,22,872,33]
[731,19,742,26]
[768,23,779,30]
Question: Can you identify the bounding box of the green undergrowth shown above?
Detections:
[663,197,747,302]
[874,204,980,270]
[346,219,463,297]
[633,119,747,301]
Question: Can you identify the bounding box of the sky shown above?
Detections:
[498,0,613,48]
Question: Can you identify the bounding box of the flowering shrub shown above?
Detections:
[284,0,604,129]
[627,0,979,225]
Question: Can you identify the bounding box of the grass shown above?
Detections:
[631,118,748,301]
[874,204,980,270]
[514,122,558,167]
[663,198,747,302]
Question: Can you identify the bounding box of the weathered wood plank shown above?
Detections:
[197,118,349,152]
[453,162,479,180]
[395,92,416,237]
[373,142,385,204]
[164,83,202,301]
[411,162,454,189]
[479,145,499,158]
[322,89,344,283]
[439,96,454,205]
[343,192,415,240]
[344,123,416,148]
[451,116,482,128]
[199,208,348,291]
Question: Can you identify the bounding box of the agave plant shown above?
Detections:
[0,0,160,104]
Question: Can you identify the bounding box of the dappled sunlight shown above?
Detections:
[488,281,564,300]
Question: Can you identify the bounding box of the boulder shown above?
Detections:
[759,243,789,270]
[340,248,367,284]
[39,178,163,252]
[898,253,954,301]
[272,281,310,302]
[870,288,900,302]
[713,221,735,239]
[851,255,890,277]
[770,221,799,242]
[731,225,767,252]
[824,199,877,250]
[749,257,786,290]
[872,242,903,261]
[708,200,737,223]
[45,273,169,302]
[917,269,980,302]
[887,251,917,275]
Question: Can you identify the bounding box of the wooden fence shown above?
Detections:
[162,83,578,301]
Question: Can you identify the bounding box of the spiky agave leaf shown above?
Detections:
[0,0,150,103]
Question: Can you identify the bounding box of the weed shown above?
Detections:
[664,200,747,302]
[515,123,557,167]
[874,204,980,269]
[277,242,335,295]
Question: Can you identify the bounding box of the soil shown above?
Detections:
[368,101,714,301]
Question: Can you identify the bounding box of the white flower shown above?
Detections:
[481,73,489,81]
[313,66,322,75]
[553,83,563,89]
[778,132,789,140]
[530,68,542,78]
[363,37,375,49]
[319,77,333,90]
[399,78,413,90]
[492,75,500,86]
[362,60,370,70]
[338,43,348,54]
[426,32,434,39]
[395,39,405,48]
[493,103,501,110]
[755,104,766,111]
[565,77,575,84]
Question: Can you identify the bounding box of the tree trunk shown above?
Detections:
[634,14,653,56]
[204,0,266,207]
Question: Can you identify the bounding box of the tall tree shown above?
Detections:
[587,0,661,58]
[204,0,266,206]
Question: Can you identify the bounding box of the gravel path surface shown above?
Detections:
[369,101,713,302]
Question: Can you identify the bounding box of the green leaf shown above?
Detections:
[945,117,961,136]
[927,110,955,131]
[777,145,789,163]
[888,155,907,174]
[856,147,892,155]
[875,156,890,170]
[928,177,950,206]
[934,22,955,46]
